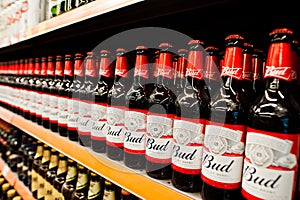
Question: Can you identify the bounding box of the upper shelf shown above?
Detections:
[0,107,202,200]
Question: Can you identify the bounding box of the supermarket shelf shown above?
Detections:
[0,107,202,200]
[0,158,34,200]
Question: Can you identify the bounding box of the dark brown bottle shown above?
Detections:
[68,53,85,141]
[29,57,41,122]
[6,128,22,172]
[201,34,247,200]
[37,145,52,200]
[204,46,221,104]
[58,54,74,137]
[145,43,176,179]
[86,172,104,200]
[50,55,65,133]
[78,52,98,147]
[43,149,59,200]
[31,141,44,198]
[52,153,68,200]
[251,48,265,102]
[36,57,48,125]
[17,58,26,116]
[22,58,32,120]
[106,48,131,161]
[124,46,149,169]
[26,138,37,189]
[91,50,115,153]
[71,164,90,200]
[241,28,300,200]
[171,40,208,192]
[42,56,56,129]
[61,158,78,200]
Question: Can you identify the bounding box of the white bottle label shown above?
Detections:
[106,106,125,146]
[49,95,59,123]
[58,97,69,125]
[29,91,37,113]
[35,92,43,117]
[42,93,51,120]
[201,123,246,189]
[146,115,173,163]
[77,101,93,133]
[91,103,107,140]
[68,99,79,130]
[172,119,205,174]
[242,128,299,200]
[124,110,147,153]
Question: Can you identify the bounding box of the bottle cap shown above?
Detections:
[75,53,84,57]
[188,40,204,46]
[2,183,10,191]
[136,46,148,50]
[205,46,219,51]
[177,48,188,53]
[121,188,131,195]
[7,189,16,198]
[116,48,127,53]
[105,180,112,185]
[100,50,110,54]
[225,34,244,40]
[269,28,293,36]
[243,42,254,48]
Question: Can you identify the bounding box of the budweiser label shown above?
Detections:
[77,101,93,134]
[264,66,292,81]
[124,110,147,153]
[221,46,243,80]
[221,66,243,80]
[106,106,125,147]
[49,95,59,123]
[91,103,107,140]
[68,99,79,130]
[172,119,205,174]
[58,97,69,126]
[186,68,204,80]
[146,115,173,163]
[202,122,246,189]
[242,128,300,200]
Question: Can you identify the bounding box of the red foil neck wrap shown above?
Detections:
[134,46,149,79]
[115,48,129,78]
[177,49,188,79]
[242,43,253,81]
[41,57,47,76]
[55,55,64,77]
[264,42,292,81]
[252,49,264,81]
[34,57,41,76]
[99,50,114,78]
[47,56,55,76]
[27,58,34,75]
[221,46,243,80]
[74,53,85,77]
[85,52,97,78]
[186,40,205,80]
[205,46,220,81]
[64,54,74,77]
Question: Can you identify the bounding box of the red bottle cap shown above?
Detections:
[85,52,97,77]
[269,28,293,36]
[242,43,253,81]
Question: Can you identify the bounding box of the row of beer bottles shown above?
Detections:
[0,173,21,200]
[0,27,300,200]
[0,122,139,200]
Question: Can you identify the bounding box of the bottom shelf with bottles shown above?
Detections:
[0,107,202,200]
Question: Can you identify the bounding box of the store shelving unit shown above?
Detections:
[0,0,299,199]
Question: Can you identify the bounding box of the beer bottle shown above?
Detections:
[202,34,247,200]
[17,58,27,116]
[123,46,149,169]
[145,43,176,179]
[173,49,188,98]
[204,46,221,104]
[42,56,56,129]
[241,28,300,200]
[6,128,22,172]
[171,40,207,192]
[251,48,265,102]
[91,50,114,153]
[43,149,59,200]
[86,172,104,200]
[78,52,98,147]
[106,48,131,161]
[58,54,74,137]
[30,139,43,198]
[50,55,65,133]
[103,180,116,200]
[52,153,68,200]
[29,57,41,122]
[71,164,90,200]
[68,53,85,142]
[36,57,48,125]
[22,58,32,120]
[61,158,78,200]
[37,145,52,200]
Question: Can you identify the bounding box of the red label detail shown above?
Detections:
[186,50,205,80]
[171,164,201,175]
[264,66,292,81]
